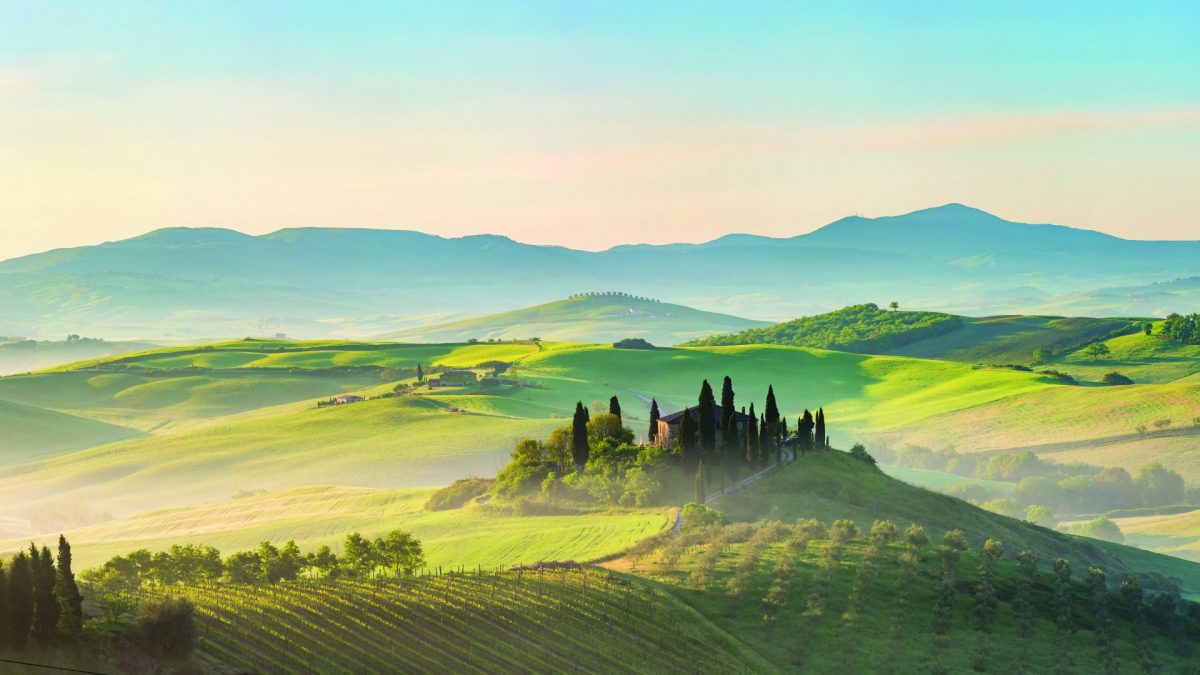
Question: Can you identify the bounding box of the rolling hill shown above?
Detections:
[378,292,769,345]
[2,204,1197,339]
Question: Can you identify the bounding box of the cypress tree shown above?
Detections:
[719,376,736,455]
[31,545,59,644]
[745,403,759,465]
[648,399,660,444]
[416,362,424,382]
[694,460,706,504]
[571,402,590,472]
[798,409,815,453]
[55,535,82,639]
[679,408,698,472]
[763,385,780,460]
[758,414,767,466]
[814,408,826,450]
[0,564,7,647]
[8,550,33,648]
[609,395,621,420]
[697,380,717,453]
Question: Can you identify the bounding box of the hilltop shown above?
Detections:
[379,292,769,345]
[2,204,1197,338]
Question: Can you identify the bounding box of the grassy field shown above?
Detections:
[0,398,143,466]
[1114,508,1200,562]
[0,394,560,515]
[888,314,1134,365]
[379,293,769,345]
[1048,323,1200,384]
[878,464,1015,494]
[5,485,670,571]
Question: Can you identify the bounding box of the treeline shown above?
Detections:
[81,530,424,593]
[684,303,963,353]
[488,377,826,510]
[876,446,1193,519]
[0,536,83,650]
[1159,313,1199,344]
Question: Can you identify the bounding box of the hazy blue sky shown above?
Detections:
[2,1,1198,257]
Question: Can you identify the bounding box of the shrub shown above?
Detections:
[681,503,726,531]
[137,597,196,657]
[612,338,655,349]
[1101,372,1134,385]
[830,519,860,543]
[425,478,491,511]
[1065,516,1124,543]
[848,443,876,464]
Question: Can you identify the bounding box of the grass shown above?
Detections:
[1048,323,1200,384]
[5,485,670,571]
[379,293,769,345]
[0,398,143,466]
[1113,508,1200,562]
[0,395,561,515]
[879,464,1015,494]
[716,451,1200,594]
[888,314,1134,365]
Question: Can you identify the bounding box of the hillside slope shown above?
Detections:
[887,314,1136,365]
[378,293,769,345]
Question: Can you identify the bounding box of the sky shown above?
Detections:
[1,1,1198,259]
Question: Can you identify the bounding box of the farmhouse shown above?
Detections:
[333,394,363,405]
[427,370,478,388]
[655,404,751,447]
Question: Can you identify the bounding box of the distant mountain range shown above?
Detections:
[1,204,1196,339]
[377,293,769,345]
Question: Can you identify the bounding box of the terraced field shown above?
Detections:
[132,570,766,674]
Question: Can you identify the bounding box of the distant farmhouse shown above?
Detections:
[333,394,363,405]
[655,404,751,447]
[428,370,478,388]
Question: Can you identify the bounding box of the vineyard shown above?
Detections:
[132,565,767,674]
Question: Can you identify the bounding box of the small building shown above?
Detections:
[427,370,478,388]
[655,404,751,448]
[334,394,364,405]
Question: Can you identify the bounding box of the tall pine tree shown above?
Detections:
[31,545,59,645]
[814,408,826,450]
[648,399,660,444]
[697,380,717,453]
[416,363,424,382]
[8,550,34,648]
[571,402,590,472]
[719,376,736,454]
[55,535,82,639]
[609,396,621,421]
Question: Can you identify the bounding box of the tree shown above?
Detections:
[745,402,759,465]
[1032,346,1052,365]
[31,545,59,644]
[719,376,737,458]
[697,380,717,453]
[416,362,424,382]
[648,399,660,444]
[609,395,621,420]
[571,401,590,472]
[1087,567,1120,674]
[797,409,814,453]
[814,408,826,450]
[8,550,34,647]
[342,532,378,578]
[545,426,573,475]
[679,407,699,472]
[376,530,425,576]
[1085,342,1111,360]
[138,597,196,657]
[1135,463,1185,506]
[694,461,706,504]
[55,536,82,639]
[1143,322,1153,336]
[586,413,633,447]
[224,551,263,583]
[1102,371,1133,385]
[1025,504,1056,528]
[1053,558,1075,670]
[763,385,780,460]
[888,301,899,311]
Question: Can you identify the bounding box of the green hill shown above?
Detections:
[1046,321,1200,384]
[685,303,964,352]
[0,398,142,466]
[378,293,770,345]
[887,314,1136,365]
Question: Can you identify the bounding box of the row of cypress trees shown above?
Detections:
[1,535,82,650]
[641,377,829,477]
